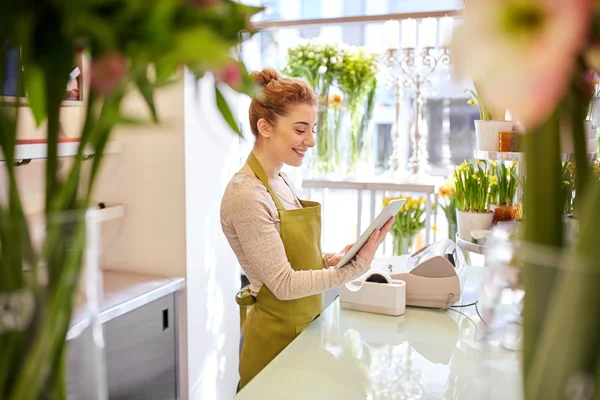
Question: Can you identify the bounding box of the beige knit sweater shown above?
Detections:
[220,171,371,300]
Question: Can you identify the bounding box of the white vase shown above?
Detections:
[456,210,495,240]
[561,120,598,153]
[474,120,515,152]
[584,120,596,139]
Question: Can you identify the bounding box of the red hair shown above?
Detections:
[248,69,318,137]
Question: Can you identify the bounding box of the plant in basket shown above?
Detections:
[453,160,496,240]
[382,195,426,255]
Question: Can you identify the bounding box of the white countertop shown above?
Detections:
[68,269,185,340]
[236,266,523,400]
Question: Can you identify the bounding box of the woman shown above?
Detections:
[220,68,394,390]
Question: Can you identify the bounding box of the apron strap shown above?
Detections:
[236,285,257,332]
[246,152,286,211]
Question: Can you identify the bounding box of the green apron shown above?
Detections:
[235,152,324,390]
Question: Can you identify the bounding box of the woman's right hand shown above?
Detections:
[357,216,395,265]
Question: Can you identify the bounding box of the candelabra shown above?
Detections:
[381,17,454,178]
[382,46,452,177]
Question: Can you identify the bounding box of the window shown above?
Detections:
[238,1,476,177]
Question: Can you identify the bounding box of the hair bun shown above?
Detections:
[251,68,281,86]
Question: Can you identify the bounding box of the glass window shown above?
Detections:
[239,10,477,177]
[241,0,461,22]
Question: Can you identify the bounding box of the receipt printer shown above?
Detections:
[339,271,406,316]
[389,239,466,309]
[339,239,467,315]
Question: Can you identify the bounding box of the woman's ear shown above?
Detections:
[257,118,272,139]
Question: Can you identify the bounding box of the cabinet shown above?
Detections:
[68,293,180,400]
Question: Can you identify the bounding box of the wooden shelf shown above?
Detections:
[0,140,121,163]
[0,96,85,107]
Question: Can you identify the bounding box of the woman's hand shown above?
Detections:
[357,216,395,265]
[325,244,353,267]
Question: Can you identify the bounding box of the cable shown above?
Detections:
[451,301,478,308]
[475,302,487,325]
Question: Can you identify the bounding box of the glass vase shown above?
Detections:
[0,207,108,400]
[448,221,458,240]
[345,94,374,177]
[392,234,415,256]
[312,77,343,177]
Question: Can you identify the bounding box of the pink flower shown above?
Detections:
[451,0,593,129]
[215,64,242,90]
[90,52,127,95]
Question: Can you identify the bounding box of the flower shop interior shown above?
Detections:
[3,1,600,400]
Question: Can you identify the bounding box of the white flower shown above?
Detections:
[297,51,303,57]
[451,0,592,129]
[322,58,328,64]
[307,52,315,58]
[318,65,328,74]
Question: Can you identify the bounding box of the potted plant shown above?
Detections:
[453,161,496,239]
[438,177,458,239]
[492,162,520,222]
[467,81,513,152]
[383,195,426,255]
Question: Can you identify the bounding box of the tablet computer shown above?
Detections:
[336,198,406,268]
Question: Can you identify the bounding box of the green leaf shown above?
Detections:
[23,66,46,126]
[135,73,158,123]
[214,84,241,137]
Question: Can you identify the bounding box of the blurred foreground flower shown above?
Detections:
[216,64,242,90]
[90,52,127,95]
[452,0,592,129]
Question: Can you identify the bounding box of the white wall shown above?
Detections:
[184,70,242,400]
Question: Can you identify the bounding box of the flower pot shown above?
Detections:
[494,205,516,222]
[474,120,514,152]
[456,210,495,240]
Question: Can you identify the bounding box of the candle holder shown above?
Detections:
[381,46,452,177]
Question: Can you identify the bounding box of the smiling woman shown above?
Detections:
[219,68,395,391]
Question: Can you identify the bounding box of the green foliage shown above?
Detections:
[0,1,262,399]
[453,160,494,213]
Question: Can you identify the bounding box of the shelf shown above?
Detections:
[27,203,125,238]
[455,233,486,255]
[476,150,597,162]
[1,140,122,163]
[0,96,85,107]
[88,202,125,223]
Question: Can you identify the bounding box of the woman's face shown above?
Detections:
[260,103,317,167]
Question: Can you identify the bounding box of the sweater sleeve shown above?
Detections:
[221,179,371,301]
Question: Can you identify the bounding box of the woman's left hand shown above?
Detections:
[324,244,353,267]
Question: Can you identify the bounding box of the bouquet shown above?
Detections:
[383,195,426,255]
[283,40,347,174]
